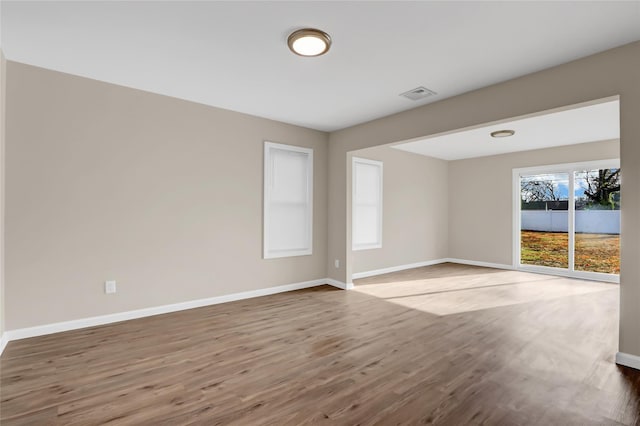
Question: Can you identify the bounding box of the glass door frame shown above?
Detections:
[512,159,620,283]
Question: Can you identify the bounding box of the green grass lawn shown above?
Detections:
[521,231,620,274]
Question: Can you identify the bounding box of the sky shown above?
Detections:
[520,171,616,201]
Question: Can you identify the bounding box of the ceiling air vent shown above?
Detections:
[400,86,437,101]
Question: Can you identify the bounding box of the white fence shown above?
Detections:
[521,210,620,234]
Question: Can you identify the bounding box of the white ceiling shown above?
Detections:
[391,99,620,161]
[1,1,639,132]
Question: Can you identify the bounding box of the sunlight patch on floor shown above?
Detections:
[353,269,614,316]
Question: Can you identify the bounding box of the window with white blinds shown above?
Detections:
[352,157,383,251]
[264,142,313,259]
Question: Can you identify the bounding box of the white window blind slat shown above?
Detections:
[264,142,313,259]
[353,157,383,251]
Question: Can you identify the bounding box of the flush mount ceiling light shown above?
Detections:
[490,129,515,138]
[287,28,331,57]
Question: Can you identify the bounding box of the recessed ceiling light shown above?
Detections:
[288,28,331,57]
[490,129,515,138]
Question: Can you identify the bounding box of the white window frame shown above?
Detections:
[512,158,620,283]
[352,157,383,251]
[264,141,313,259]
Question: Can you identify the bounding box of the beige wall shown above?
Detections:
[5,62,328,330]
[0,51,5,336]
[350,140,617,275]
[350,146,448,274]
[329,41,640,358]
[448,140,619,265]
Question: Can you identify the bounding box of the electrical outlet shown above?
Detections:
[334,259,340,269]
[105,280,117,294]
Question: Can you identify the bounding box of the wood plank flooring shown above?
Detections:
[1,263,639,425]
[354,264,615,315]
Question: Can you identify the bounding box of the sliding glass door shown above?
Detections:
[519,172,570,269]
[574,168,620,275]
[514,160,620,282]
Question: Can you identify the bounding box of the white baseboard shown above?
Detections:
[351,258,513,280]
[326,278,354,290]
[0,333,7,357]
[352,259,448,280]
[0,256,564,350]
[616,351,640,371]
[3,278,331,343]
[444,258,514,270]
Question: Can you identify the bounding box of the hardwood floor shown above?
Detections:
[1,263,639,425]
[354,263,615,315]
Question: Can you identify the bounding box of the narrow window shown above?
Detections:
[353,157,383,250]
[264,142,313,259]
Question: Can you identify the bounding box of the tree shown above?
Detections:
[521,178,561,202]
[581,168,620,209]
